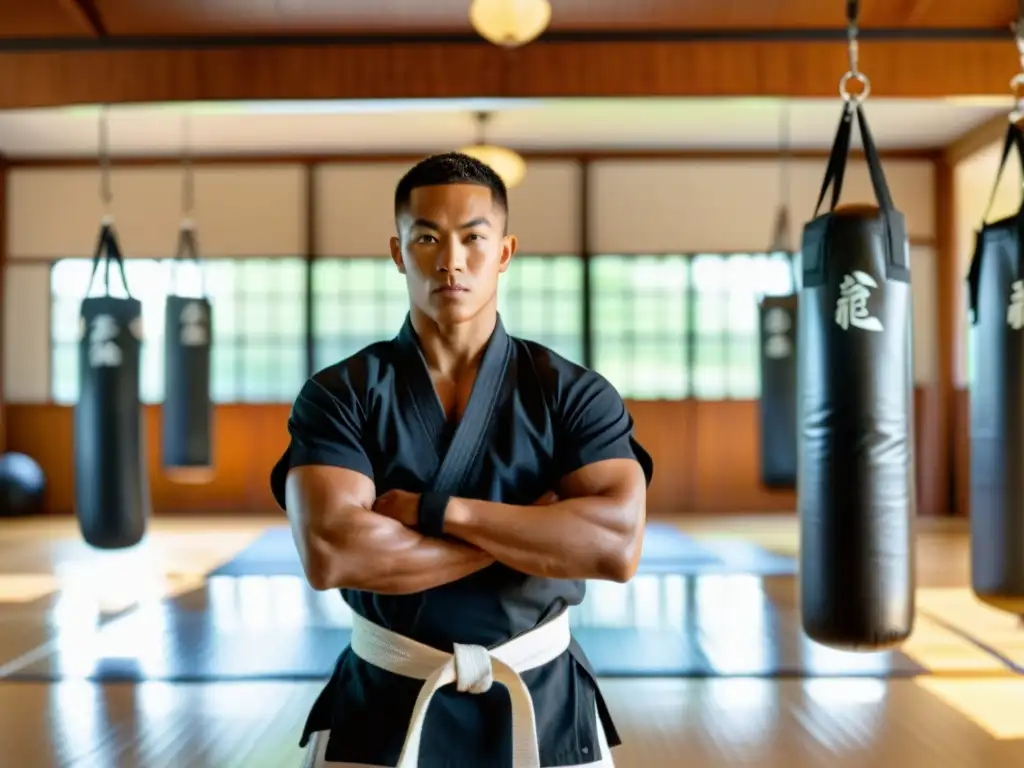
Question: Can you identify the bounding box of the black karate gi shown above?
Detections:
[271,314,654,768]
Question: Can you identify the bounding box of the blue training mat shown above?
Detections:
[208,523,796,578]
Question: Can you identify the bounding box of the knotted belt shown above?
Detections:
[349,609,571,768]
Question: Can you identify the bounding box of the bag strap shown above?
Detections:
[980,121,1024,225]
[813,102,895,217]
[967,121,1024,323]
[168,219,207,298]
[85,216,132,298]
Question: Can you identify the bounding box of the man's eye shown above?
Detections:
[417,235,438,244]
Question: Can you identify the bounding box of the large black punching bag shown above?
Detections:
[74,218,149,549]
[966,121,1024,615]
[162,222,214,482]
[759,294,798,487]
[798,102,916,650]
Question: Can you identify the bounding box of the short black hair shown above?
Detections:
[394,151,509,220]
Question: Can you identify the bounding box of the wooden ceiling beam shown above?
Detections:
[57,0,107,38]
[0,38,1017,108]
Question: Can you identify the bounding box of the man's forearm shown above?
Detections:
[304,505,494,594]
[443,495,642,582]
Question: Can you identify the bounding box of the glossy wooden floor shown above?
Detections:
[1,515,1023,767]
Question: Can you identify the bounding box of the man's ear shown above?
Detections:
[389,236,406,274]
[499,234,517,274]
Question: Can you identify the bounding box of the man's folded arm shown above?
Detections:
[283,465,494,593]
[273,375,493,594]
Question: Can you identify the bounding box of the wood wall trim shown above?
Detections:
[0,39,1016,108]
[0,154,5,452]
[3,148,940,169]
[934,158,956,516]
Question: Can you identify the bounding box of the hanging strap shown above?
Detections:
[813,102,895,218]
[980,121,1024,225]
[967,122,1024,322]
[168,220,207,298]
[85,216,132,298]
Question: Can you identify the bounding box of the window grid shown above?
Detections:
[590,252,797,401]
[311,255,585,370]
[50,252,796,406]
[50,257,308,405]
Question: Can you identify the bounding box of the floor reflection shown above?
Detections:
[4,571,942,683]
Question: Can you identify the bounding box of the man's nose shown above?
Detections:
[437,240,466,273]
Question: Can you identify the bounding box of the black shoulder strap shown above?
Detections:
[85,217,132,298]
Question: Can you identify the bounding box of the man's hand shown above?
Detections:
[373,489,420,528]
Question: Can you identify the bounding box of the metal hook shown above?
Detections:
[1010,73,1024,124]
[839,12,869,103]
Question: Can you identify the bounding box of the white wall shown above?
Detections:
[4,155,938,403]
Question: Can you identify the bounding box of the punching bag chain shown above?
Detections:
[98,105,112,217]
[180,110,195,225]
[839,1,869,104]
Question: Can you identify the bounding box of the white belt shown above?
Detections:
[349,610,572,768]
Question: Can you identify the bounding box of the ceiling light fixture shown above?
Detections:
[458,111,527,188]
[469,0,553,48]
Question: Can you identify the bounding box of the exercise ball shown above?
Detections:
[0,452,46,517]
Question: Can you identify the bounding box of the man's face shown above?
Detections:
[390,183,516,325]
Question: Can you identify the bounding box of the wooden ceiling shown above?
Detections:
[0,1,1019,109]
[0,0,1017,40]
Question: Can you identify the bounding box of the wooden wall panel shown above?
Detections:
[5,404,290,515]
[954,388,970,518]
[0,39,1015,109]
[0,157,5,451]
[5,389,938,517]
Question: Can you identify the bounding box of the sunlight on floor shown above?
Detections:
[915,678,1024,740]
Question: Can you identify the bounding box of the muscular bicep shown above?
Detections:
[557,458,646,508]
[284,465,378,590]
[285,465,376,527]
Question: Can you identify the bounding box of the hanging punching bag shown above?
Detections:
[799,102,916,650]
[966,121,1024,615]
[74,217,150,549]
[162,221,214,483]
[759,294,798,488]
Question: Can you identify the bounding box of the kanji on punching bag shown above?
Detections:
[798,101,916,650]
[75,217,150,549]
[162,221,214,482]
[966,121,1024,615]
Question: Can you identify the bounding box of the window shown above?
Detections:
[311,254,586,370]
[311,258,408,371]
[591,255,690,399]
[499,255,584,364]
[691,251,797,400]
[589,252,797,401]
[50,257,308,405]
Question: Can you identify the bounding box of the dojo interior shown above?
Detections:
[2,1,1024,766]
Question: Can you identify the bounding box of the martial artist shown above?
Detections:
[272,152,653,767]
